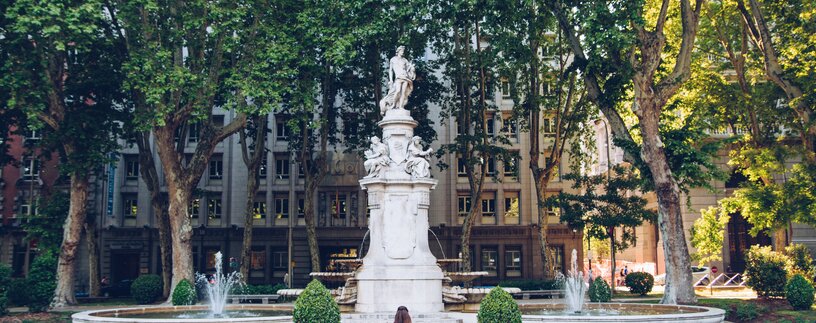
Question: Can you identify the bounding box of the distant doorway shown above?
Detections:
[727,212,771,273]
[110,252,140,282]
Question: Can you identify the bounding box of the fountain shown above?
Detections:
[72,251,292,322]
[562,249,586,313]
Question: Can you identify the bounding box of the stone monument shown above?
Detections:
[356,46,444,313]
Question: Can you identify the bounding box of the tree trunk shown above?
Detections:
[534,181,554,279]
[52,173,90,307]
[166,183,194,292]
[153,199,172,298]
[609,227,617,293]
[85,220,100,298]
[240,166,260,279]
[460,194,483,273]
[304,182,320,273]
[637,98,696,304]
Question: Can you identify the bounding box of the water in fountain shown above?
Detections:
[195,251,243,316]
[562,249,587,313]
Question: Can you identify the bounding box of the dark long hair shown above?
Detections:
[394,306,412,323]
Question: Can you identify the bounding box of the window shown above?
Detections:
[481,248,498,276]
[123,196,138,218]
[259,154,268,178]
[456,120,467,135]
[250,248,266,271]
[275,117,289,141]
[330,195,347,219]
[212,115,225,127]
[188,122,199,143]
[272,251,288,269]
[125,156,139,180]
[503,157,518,178]
[500,79,511,99]
[253,201,267,219]
[297,197,305,218]
[486,158,496,177]
[542,118,555,136]
[25,129,41,142]
[209,157,223,180]
[505,247,522,277]
[275,197,289,219]
[501,118,518,140]
[542,82,555,97]
[18,204,37,218]
[297,163,305,179]
[189,198,200,219]
[457,196,471,217]
[504,193,520,224]
[549,245,565,273]
[457,157,467,177]
[22,158,40,181]
[481,197,496,223]
[208,198,222,219]
[275,156,290,179]
[486,117,496,136]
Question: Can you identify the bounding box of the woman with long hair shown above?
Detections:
[394,306,412,323]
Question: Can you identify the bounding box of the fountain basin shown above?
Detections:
[520,303,725,323]
[72,305,292,323]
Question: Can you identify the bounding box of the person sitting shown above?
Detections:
[394,306,412,323]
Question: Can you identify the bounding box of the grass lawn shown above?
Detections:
[697,298,816,322]
[75,297,138,307]
[5,312,74,323]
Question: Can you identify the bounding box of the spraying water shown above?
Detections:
[563,249,587,313]
[195,252,243,316]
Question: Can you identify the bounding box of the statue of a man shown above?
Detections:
[379,46,415,116]
[404,136,433,178]
[363,136,390,178]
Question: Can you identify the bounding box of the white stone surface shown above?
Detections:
[355,108,444,314]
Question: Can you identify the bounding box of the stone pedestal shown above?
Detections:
[355,109,444,313]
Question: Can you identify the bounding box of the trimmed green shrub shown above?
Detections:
[172,279,197,306]
[231,283,288,295]
[745,246,788,297]
[588,277,611,302]
[131,274,163,304]
[293,280,339,323]
[624,272,654,296]
[0,264,10,315]
[785,244,816,281]
[786,274,815,310]
[735,302,760,321]
[7,278,28,306]
[27,252,57,313]
[477,287,521,323]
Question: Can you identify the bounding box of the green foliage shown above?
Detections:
[786,274,815,311]
[588,277,611,302]
[27,252,57,313]
[690,207,729,265]
[130,275,163,305]
[785,244,816,282]
[171,279,197,306]
[735,302,761,321]
[477,287,521,323]
[292,280,339,323]
[745,246,788,298]
[624,272,654,296]
[0,264,10,315]
[22,192,69,255]
[7,278,29,307]
[555,165,656,251]
[496,280,560,291]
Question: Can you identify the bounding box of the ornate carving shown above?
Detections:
[379,46,416,115]
[404,136,433,178]
[363,136,390,178]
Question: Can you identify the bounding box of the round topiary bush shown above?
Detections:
[477,287,521,323]
[27,252,57,313]
[172,279,197,306]
[131,274,163,304]
[785,274,815,310]
[745,245,788,297]
[624,272,654,296]
[588,277,611,302]
[293,280,340,323]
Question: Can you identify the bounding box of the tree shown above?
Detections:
[104,0,291,294]
[555,165,657,291]
[1,0,124,306]
[431,1,517,273]
[238,114,269,279]
[690,207,729,266]
[544,0,708,304]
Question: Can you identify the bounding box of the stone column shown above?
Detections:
[355,109,444,313]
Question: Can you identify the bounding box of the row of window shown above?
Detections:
[122,195,307,220]
[172,117,291,146]
[456,193,558,224]
[123,154,298,182]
